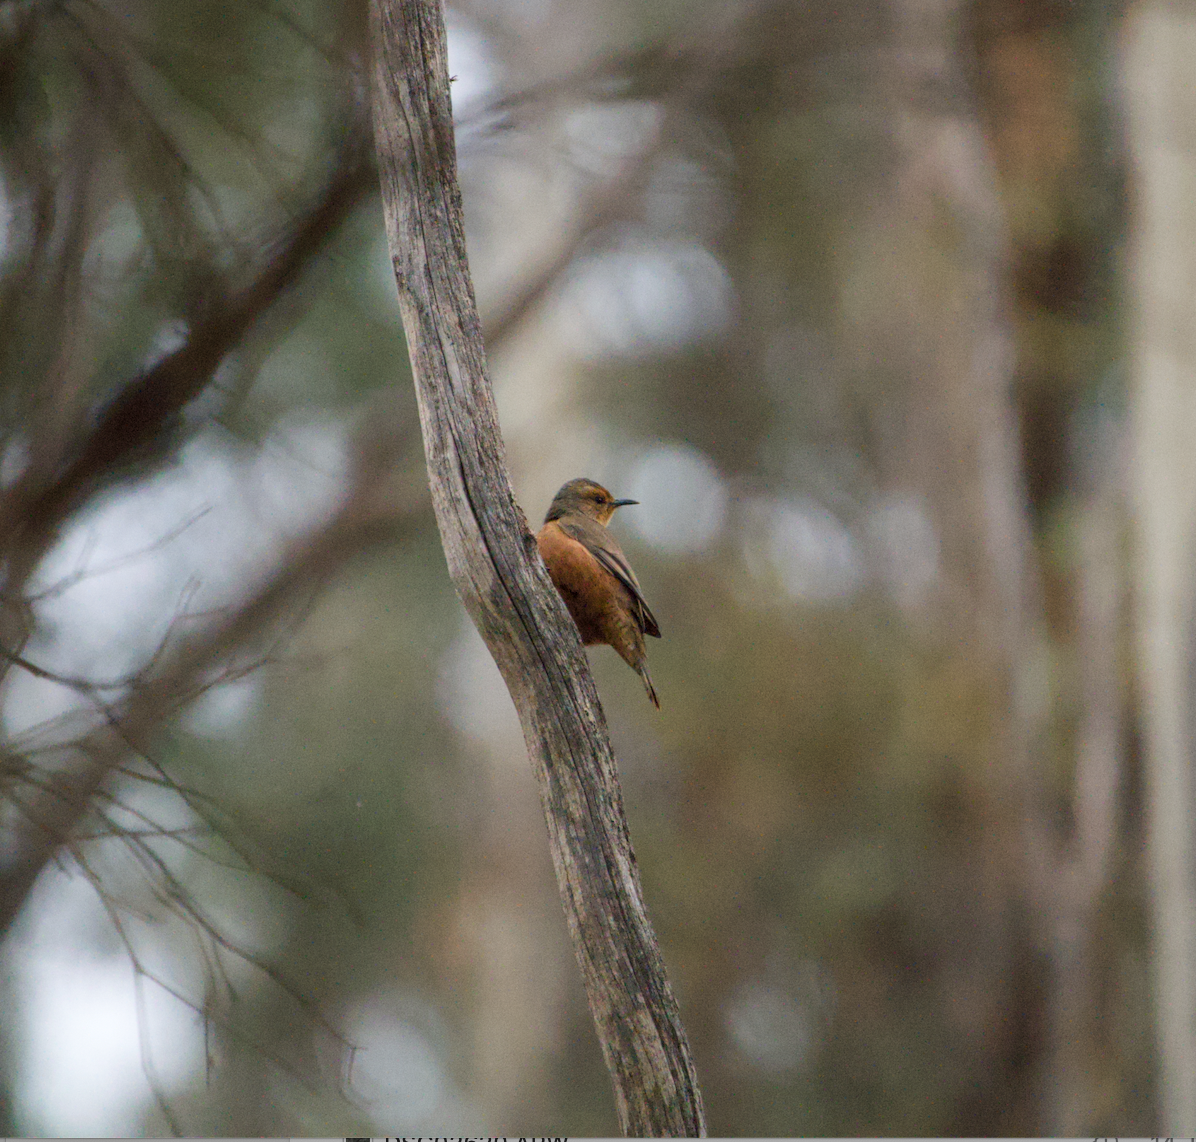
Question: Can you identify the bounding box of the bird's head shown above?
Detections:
[545,477,638,526]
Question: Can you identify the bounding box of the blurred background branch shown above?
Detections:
[0,408,426,938]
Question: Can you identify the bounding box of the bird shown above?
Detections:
[536,477,662,708]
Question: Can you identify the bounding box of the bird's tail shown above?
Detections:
[637,662,660,709]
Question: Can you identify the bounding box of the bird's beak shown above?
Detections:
[611,498,638,509]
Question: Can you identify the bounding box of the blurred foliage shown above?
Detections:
[0,0,1153,1135]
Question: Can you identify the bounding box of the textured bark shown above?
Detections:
[367,0,706,1135]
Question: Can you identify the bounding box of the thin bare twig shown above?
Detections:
[0,431,427,937]
[29,507,214,603]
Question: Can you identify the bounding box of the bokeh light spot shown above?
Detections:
[625,443,728,554]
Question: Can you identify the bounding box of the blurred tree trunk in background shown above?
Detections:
[1125,5,1196,1131]
[844,0,1046,1129]
[970,0,1133,1132]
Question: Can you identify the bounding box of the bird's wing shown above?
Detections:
[559,518,661,638]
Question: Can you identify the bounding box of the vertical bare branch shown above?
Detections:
[368,0,705,1133]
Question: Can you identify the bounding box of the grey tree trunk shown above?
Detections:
[367,0,706,1134]
[1124,6,1196,1131]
